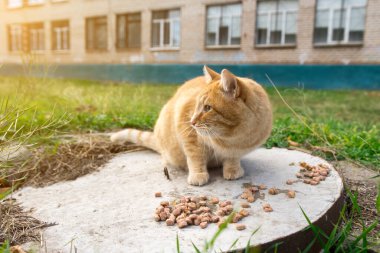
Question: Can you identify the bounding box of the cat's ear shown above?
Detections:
[203,65,219,83]
[220,69,239,98]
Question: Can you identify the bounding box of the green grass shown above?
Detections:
[0,76,378,170]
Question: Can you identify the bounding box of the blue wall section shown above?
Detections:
[0,63,379,89]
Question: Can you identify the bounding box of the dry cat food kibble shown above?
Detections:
[262,203,273,212]
[154,195,249,230]
[293,162,331,186]
[287,190,296,198]
[155,192,162,197]
[268,188,279,195]
[235,224,246,231]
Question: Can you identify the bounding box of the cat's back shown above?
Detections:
[174,76,206,100]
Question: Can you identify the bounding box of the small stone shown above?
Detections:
[235,224,246,231]
[155,192,162,197]
[287,190,296,198]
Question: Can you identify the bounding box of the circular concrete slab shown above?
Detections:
[15,148,343,253]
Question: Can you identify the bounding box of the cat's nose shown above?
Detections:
[191,120,196,126]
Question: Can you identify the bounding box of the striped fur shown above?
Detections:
[111,66,272,186]
[110,129,158,152]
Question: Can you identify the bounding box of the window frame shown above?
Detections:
[51,20,70,52]
[204,2,243,49]
[150,8,181,50]
[313,0,367,47]
[85,16,108,52]
[28,22,45,53]
[116,12,142,50]
[255,0,298,48]
[7,24,23,52]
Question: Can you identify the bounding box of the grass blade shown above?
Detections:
[176,233,180,253]
[191,241,201,253]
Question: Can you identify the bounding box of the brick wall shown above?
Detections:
[0,0,379,64]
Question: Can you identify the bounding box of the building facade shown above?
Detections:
[0,0,379,65]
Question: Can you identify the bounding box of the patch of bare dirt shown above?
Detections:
[4,135,144,187]
[0,198,55,245]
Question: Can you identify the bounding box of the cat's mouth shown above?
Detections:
[192,125,211,136]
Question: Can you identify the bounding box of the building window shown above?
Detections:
[314,0,367,45]
[86,16,108,51]
[52,20,70,51]
[256,0,298,46]
[206,3,242,47]
[8,24,23,52]
[7,0,23,8]
[151,9,180,48]
[116,13,141,49]
[29,23,45,51]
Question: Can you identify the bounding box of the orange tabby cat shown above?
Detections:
[111,66,272,186]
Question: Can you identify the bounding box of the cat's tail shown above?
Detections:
[110,129,158,152]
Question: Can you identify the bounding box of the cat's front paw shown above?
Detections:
[187,172,209,186]
[223,166,244,180]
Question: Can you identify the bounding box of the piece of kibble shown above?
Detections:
[320,171,328,176]
[172,208,181,217]
[159,212,168,221]
[239,209,249,217]
[185,217,193,225]
[296,173,303,178]
[235,224,246,231]
[250,186,259,192]
[312,177,320,183]
[210,197,219,204]
[155,192,162,197]
[190,196,199,203]
[287,190,296,198]
[194,218,201,226]
[177,220,188,228]
[211,216,220,223]
[199,200,207,206]
[188,202,197,210]
[200,222,208,229]
[160,201,169,207]
[286,179,293,185]
[263,203,273,212]
[166,218,175,226]
[232,213,242,223]
[259,184,267,190]
[268,188,279,195]
[216,210,225,216]
[199,195,208,201]
[310,180,319,185]
[240,192,249,199]
[303,179,311,184]
[241,202,250,208]
[154,214,160,222]
[247,196,255,203]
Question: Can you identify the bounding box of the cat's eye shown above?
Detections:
[203,105,211,112]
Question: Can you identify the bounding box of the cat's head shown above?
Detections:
[190,66,264,138]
